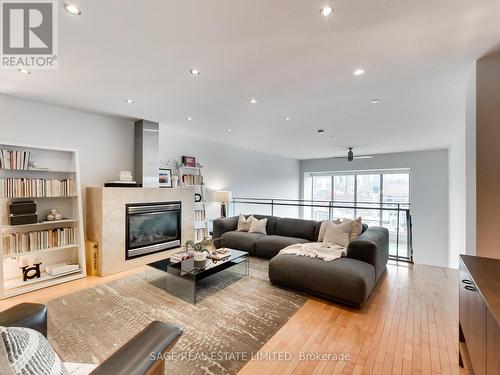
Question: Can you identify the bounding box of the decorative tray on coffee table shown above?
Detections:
[208,248,231,261]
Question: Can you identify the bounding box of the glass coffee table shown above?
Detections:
[145,249,249,304]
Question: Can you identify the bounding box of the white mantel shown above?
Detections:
[86,187,194,276]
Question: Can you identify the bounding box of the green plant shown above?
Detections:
[184,239,212,253]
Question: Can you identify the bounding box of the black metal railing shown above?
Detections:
[230,197,413,262]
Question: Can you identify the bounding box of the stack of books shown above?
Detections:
[0,149,31,170]
[0,178,76,198]
[2,227,77,254]
[46,262,80,276]
[182,174,203,186]
[170,252,192,263]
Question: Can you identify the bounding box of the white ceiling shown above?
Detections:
[2,0,500,159]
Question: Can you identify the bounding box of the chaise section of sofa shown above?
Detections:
[269,227,389,307]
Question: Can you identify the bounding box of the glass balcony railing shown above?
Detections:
[230,198,413,262]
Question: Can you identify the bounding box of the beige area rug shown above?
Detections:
[45,257,306,375]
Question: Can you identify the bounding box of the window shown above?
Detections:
[311,175,331,221]
[332,175,355,219]
[310,171,410,258]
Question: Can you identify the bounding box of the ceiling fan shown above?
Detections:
[334,147,374,162]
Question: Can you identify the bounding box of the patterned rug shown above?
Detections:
[45,257,306,375]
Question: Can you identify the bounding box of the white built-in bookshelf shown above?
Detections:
[0,143,86,298]
[180,165,209,242]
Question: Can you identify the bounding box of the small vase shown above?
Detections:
[172,176,179,188]
[194,252,206,261]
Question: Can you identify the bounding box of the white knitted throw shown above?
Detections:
[279,242,346,261]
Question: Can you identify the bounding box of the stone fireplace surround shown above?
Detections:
[86,187,195,276]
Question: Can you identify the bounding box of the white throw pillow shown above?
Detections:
[249,217,267,234]
[237,215,253,231]
[318,219,341,242]
[323,220,353,247]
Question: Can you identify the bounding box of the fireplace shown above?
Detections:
[125,202,181,260]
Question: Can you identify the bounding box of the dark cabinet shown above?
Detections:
[487,311,500,375]
[459,255,500,375]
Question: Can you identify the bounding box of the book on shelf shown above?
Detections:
[182,174,203,186]
[2,227,76,255]
[194,210,206,222]
[0,149,31,170]
[46,262,80,276]
[0,178,76,198]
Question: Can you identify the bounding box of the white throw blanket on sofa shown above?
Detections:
[279,242,346,261]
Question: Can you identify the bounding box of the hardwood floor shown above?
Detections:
[0,261,469,375]
[239,261,469,375]
[0,267,144,310]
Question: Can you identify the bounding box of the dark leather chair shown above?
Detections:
[0,303,183,375]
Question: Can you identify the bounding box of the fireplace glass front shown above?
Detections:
[125,202,181,259]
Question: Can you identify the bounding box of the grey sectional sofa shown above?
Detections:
[213,215,389,308]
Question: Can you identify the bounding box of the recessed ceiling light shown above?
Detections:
[125,99,135,104]
[227,128,232,132]
[317,129,325,134]
[250,98,258,104]
[371,98,381,104]
[186,117,192,121]
[353,68,365,76]
[64,4,81,15]
[320,6,333,16]
[18,69,31,74]
[190,69,200,76]
[284,116,292,121]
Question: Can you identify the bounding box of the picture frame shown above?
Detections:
[182,155,196,167]
[159,168,173,188]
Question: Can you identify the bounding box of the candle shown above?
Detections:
[33,257,42,265]
[19,258,28,268]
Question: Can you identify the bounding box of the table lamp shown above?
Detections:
[215,191,232,218]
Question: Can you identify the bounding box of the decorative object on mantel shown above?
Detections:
[46,208,63,221]
[104,182,139,187]
[19,258,42,281]
[104,170,138,187]
[119,171,133,182]
[158,168,173,188]
[160,159,181,178]
[171,175,179,188]
[215,191,232,218]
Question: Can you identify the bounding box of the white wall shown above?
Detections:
[300,150,449,268]
[159,125,301,219]
[0,94,135,189]
[447,68,477,268]
[0,95,301,222]
[465,65,476,256]
[448,130,466,268]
